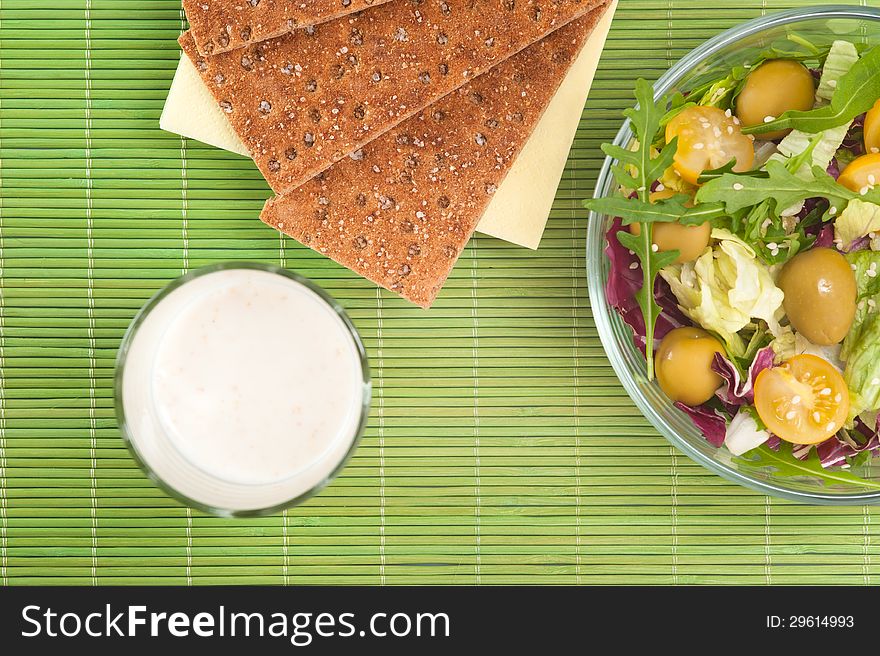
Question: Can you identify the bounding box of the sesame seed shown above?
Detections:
[766,242,778,249]
[629,262,639,270]
[868,269,877,277]
[651,244,659,252]
[861,185,872,196]
[870,174,877,185]
[829,207,838,216]
[829,79,838,88]
[872,378,880,386]
[724,109,732,117]
[872,147,880,154]
[732,117,741,125]
[733,183,744,191]
[764,115,776,123]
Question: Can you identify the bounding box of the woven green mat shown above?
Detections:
[2,0,880,586]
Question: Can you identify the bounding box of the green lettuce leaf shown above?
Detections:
[834,199,880,248]
[842,251,880,420]
[816,40,860,102]
[770,122,852,180]
[659,229,784,357]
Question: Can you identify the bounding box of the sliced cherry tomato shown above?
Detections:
[753,354,849,445]
[864,98,880,154]
[665,106,755,185]
[838,153,880,195]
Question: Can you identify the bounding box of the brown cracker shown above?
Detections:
[180,0,605,196]
[259,5,609,308]
[183,0,393,56]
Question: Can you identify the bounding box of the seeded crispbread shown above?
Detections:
[182,0,393,57]
[259,5,609,308]
[179,0,605,196]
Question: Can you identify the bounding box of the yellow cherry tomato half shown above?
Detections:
[753,354,849,445]
[665,106,755,185]
[864,98,880,155]
[838,153,880,195]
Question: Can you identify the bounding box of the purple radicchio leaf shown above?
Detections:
[791,415,880,468]
[674,402,727,447]
[792,434,880,469]
[826,157,841,180]
[711,347,775,411]
[841,112,866,158]
[812,222,835,248]
[845,236,871,253]
[604,218,690,354]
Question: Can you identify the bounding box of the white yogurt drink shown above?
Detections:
[116,265,369,514]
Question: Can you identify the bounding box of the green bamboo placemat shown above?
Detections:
[1,0,879,586]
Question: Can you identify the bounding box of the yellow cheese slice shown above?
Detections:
[159,1,616,249]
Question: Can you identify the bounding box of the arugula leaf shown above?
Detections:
[697,159,767,184]
[696,160,858,214]
[734,442,880,490]
[584,79,674,379]
[585,194,726,227]
[616,230,680,373]
[743,45,880,135]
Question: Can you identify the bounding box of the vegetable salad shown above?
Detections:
[586,38,880,486]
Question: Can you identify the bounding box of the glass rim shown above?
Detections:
[114,261,372,517]
[586,5,880,504]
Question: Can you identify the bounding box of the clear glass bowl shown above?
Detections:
[587,6,880,504]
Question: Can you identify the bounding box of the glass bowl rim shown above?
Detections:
[113,261,372,517]
[586,5,880,504]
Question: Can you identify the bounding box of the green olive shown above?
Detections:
[655,327,725,406]
[777,247,857,345]
[629,189,711,263]
[735,59,816,140]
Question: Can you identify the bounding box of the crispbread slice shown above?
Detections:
[260,5,608,307]
[182,0,393,56]
[180,0,605,196]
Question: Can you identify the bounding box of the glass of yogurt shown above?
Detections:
[115,263,370,516]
